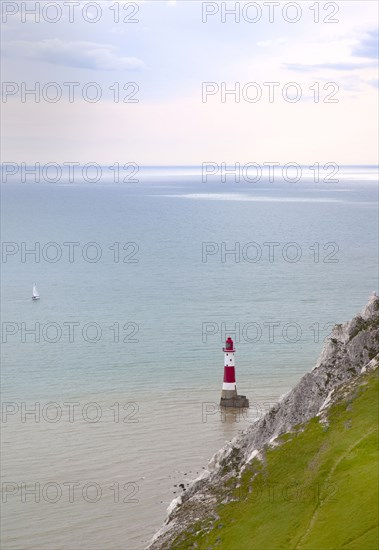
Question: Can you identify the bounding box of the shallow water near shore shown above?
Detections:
[1,169,378,548]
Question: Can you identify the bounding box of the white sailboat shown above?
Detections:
[32,283,40,301]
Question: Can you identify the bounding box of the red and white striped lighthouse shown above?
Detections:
[222,336,237,400]
[220,337,249,408]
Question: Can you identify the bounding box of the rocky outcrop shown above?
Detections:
[148,294,379,549]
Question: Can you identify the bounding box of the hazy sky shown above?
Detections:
[1,0,378,164]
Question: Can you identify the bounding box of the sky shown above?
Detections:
[1,0,378,164]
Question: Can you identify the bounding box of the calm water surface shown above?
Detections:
[1,168,378,548]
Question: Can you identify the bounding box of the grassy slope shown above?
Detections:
[174,370,378,550]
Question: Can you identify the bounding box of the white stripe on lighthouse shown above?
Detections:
[224,353,235,366]
[222,382,237,390]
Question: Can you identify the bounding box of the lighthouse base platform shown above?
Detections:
[220,395,249,408]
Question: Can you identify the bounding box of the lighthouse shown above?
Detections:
[220,337,249,408]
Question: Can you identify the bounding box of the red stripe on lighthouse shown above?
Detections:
[224,366,236,383]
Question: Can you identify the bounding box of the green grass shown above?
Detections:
[173,370,379,549]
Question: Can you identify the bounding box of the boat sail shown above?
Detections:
[32,283,40,300]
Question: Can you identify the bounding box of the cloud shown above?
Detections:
[366,77,379,88]
[284,61,377,72]
[281,29,378,75]
[352,30,379,59]
[257,38,288,48]
[3,39,144,71]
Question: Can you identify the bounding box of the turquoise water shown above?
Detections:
[1,168,378,548]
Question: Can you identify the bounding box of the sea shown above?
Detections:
[1,165,378,549]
